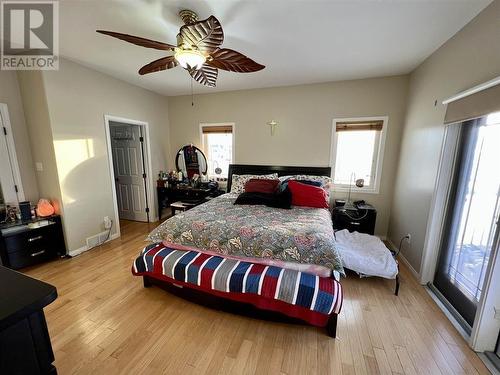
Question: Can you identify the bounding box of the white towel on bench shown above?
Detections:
[334,229,398,279]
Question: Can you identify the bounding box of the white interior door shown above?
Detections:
[110,124,148,222]
[0,109,20,205]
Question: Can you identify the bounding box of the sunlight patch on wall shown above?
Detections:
[53,138,95,203]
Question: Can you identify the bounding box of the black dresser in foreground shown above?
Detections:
[0,266,58,374]
[332,202,377,235]
[0,216,65,270]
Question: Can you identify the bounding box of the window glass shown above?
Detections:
[203,132,232,177]
[333,130,377,186]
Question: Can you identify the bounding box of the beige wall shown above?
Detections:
[168,76,409,236]
[18,58,172,252]
[39,58,172,252]
[388,0,500,273]
[0,71,39,201]
[17,71,64,216]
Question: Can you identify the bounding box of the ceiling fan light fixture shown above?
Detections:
[174,49,206,70]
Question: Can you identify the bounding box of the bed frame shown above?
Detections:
[144,164,338,337]
[143,275,338,337]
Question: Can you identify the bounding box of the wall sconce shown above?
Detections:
[267,120,278,136]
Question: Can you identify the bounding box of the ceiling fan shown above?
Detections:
[96,9,265,88]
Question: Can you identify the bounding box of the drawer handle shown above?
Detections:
[28,235,43,242]
[349,222,361,225]
[31,250,46,257]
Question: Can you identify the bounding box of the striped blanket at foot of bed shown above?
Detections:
[132,243,343,327]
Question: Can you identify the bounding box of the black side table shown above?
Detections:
[0,266,58,374]
[332,203,377,235]
[0,215,66,270]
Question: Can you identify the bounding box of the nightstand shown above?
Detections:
[0,215,66,270]
[332,203,377,235]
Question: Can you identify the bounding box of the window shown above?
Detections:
[200,124,234,178]
[330,117,387,193]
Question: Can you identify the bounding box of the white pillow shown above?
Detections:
[230,173,279,194]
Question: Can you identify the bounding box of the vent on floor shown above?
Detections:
[86,234,100,248]
[86,231,110,249]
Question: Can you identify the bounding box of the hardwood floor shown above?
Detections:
[24,220,490,375]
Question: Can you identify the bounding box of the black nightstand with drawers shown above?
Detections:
[332,203,377,235]
[0,215,66,270]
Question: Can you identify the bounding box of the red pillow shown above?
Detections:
[244,179,279,194]
[288,180,329,208]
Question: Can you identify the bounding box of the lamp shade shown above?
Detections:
[174,49,206,70]
[36,199,55,217]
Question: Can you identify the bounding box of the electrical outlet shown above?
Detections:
[104,216,112,229]
[405,233,411,244]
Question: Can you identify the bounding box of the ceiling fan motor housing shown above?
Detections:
[179,10,198,25]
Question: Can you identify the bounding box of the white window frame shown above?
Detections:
[329,116,388,194]
[199,122,235,178]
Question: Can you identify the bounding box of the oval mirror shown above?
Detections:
[175,145,208,179]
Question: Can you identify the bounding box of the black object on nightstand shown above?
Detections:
[0,215,66,270]
[332,202,377,235]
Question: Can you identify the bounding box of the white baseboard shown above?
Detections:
[386,238,422,283]
[68,232,120,257]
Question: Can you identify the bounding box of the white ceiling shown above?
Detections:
[59,0,492,96]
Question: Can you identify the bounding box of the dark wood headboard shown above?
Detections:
[227,164,331,192]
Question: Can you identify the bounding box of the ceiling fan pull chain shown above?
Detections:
[191,77,194,106]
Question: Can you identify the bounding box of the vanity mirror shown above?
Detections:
[175,145,207,179]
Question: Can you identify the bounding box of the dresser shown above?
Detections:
[157,184,221,219]
[0,216,66,270]
[0,265,58,374]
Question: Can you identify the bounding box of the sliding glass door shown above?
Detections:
[434,114,500,327]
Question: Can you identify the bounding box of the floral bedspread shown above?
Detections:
[147,194,344,277]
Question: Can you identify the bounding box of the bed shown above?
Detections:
[132,164,344,337]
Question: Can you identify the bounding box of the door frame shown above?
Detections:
[420,125,460,285]
[423,117,500,351]
[104,115,155,236]
[0,103,25,203]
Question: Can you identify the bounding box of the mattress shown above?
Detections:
[147,193,344,278]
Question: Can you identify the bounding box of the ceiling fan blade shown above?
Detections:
[179,16,224,54]
[96,30,176,51]
[139,56,178,75]
[189,64,218,87]
[208,48,264,73]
